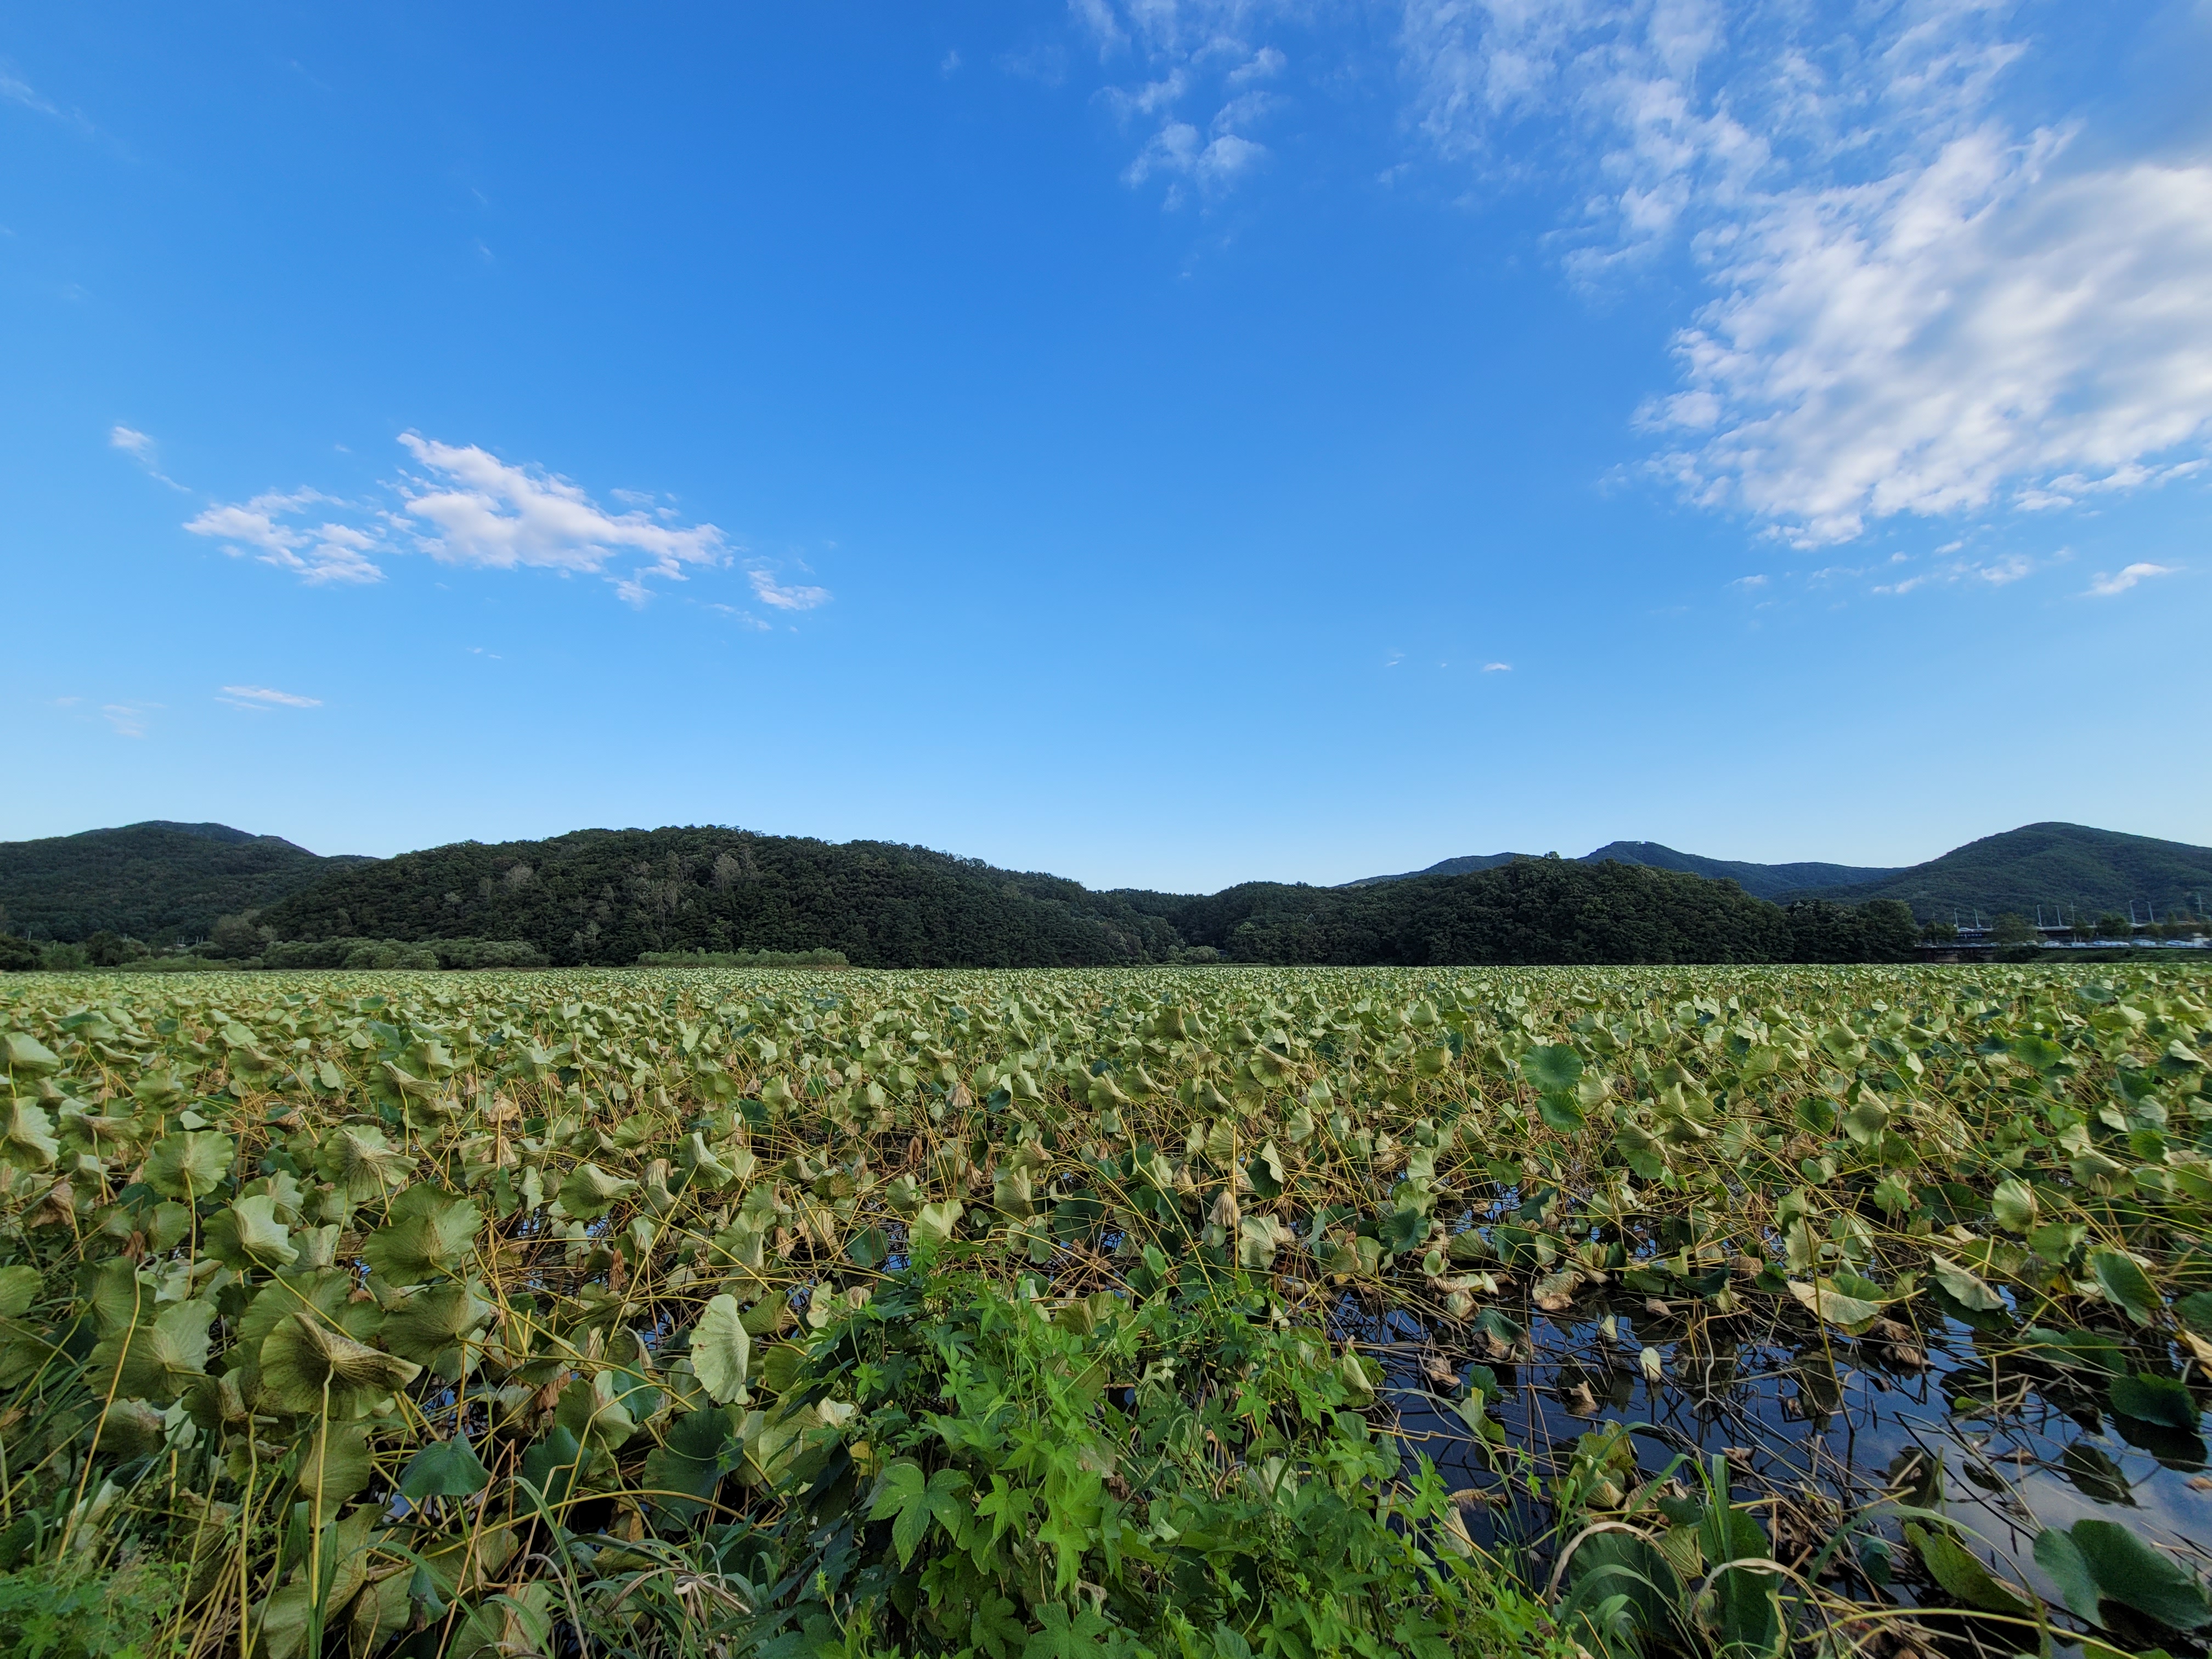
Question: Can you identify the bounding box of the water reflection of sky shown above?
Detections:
[1347,1285,2211,1642]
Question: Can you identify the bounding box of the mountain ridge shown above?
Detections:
[1350,822,2211,920]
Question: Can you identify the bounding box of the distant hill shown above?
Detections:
[1580,842,1903,901]
[1342,851,1532,886]
[1349,842,1899,897]
[0,821,371,944]
[1783,822,2212,921]
[1353,822,2212,922]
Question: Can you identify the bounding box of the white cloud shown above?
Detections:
[1082,1,1288,204]
[187,436,761,607]
[394,433,728,591]
[2084,562,2178,597]
[1481,661,1512,672]
[218,685,321,708]
[185,489,386,585]
[110,424,189,492]
[101,704,152,738]
[747,569,832,611]
[1874,549,2040,596]
[1397,2,2212,546]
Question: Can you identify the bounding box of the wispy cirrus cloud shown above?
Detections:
[110,425,189,492]
[747,569,831,611]
[2084,562,2179,598]
[218,685,322,709]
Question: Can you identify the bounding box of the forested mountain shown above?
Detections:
[1356,822,2210,919]
[1784,822,2212,920]
[0,821,370,944]
[255,828,1183,969]
[1580,842,1901,900]
[1350,842,1898,895]
[245,826,1914,968]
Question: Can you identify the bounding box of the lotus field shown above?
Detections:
[1,963,2209,1659]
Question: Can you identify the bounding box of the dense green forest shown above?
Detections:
[0,820,361,943]
[15,816,2194,970]
[236,825,1915,967]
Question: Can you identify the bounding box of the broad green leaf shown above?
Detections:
[89,1299,215,1403]
[2109,1372,2198,1429]
[912,1199,963,1247]
[869,1458,932,1566]
[555,1162,635,1221]
[296,1420,374,1508]
[1523,1045,1582,1093]
[1905,1523,2031,1618]
[1787,1277,1883,1330]
[381,1280,496,1369]
[641,1408,736,1522]
[399,1437,491,1500]
[2089,1249,2159,1325]
[142,1131,235,1201]
[317,1124,415,1201]
[1,1100,58,1170]
[519,1425,587,1514]
[1990,1177,2038,1233]
[691,1294,752,1404]
[0,1265,41,1319]
[362,1187,482,1282]
[2070,1517,2212,1630]
[2034,1526,2104,1627]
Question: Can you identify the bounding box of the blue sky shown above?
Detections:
[3,2,2207,891]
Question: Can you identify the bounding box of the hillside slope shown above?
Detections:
[1786,822,2212,919]
[0,821,369,944]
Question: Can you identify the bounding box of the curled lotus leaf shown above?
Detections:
[556,1163,636,1221]
[261,1310,422,1414]
[92,1397,168,1462]
[2,1035,60,1078]
[317,1124,416,1202]
[381,1279,498,1369]
[1,1100,59,1171]
[89,1299,216,1404]
[141,1130,235,1201]
[362,1187,483,1283]
[204,1193,300,1270]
